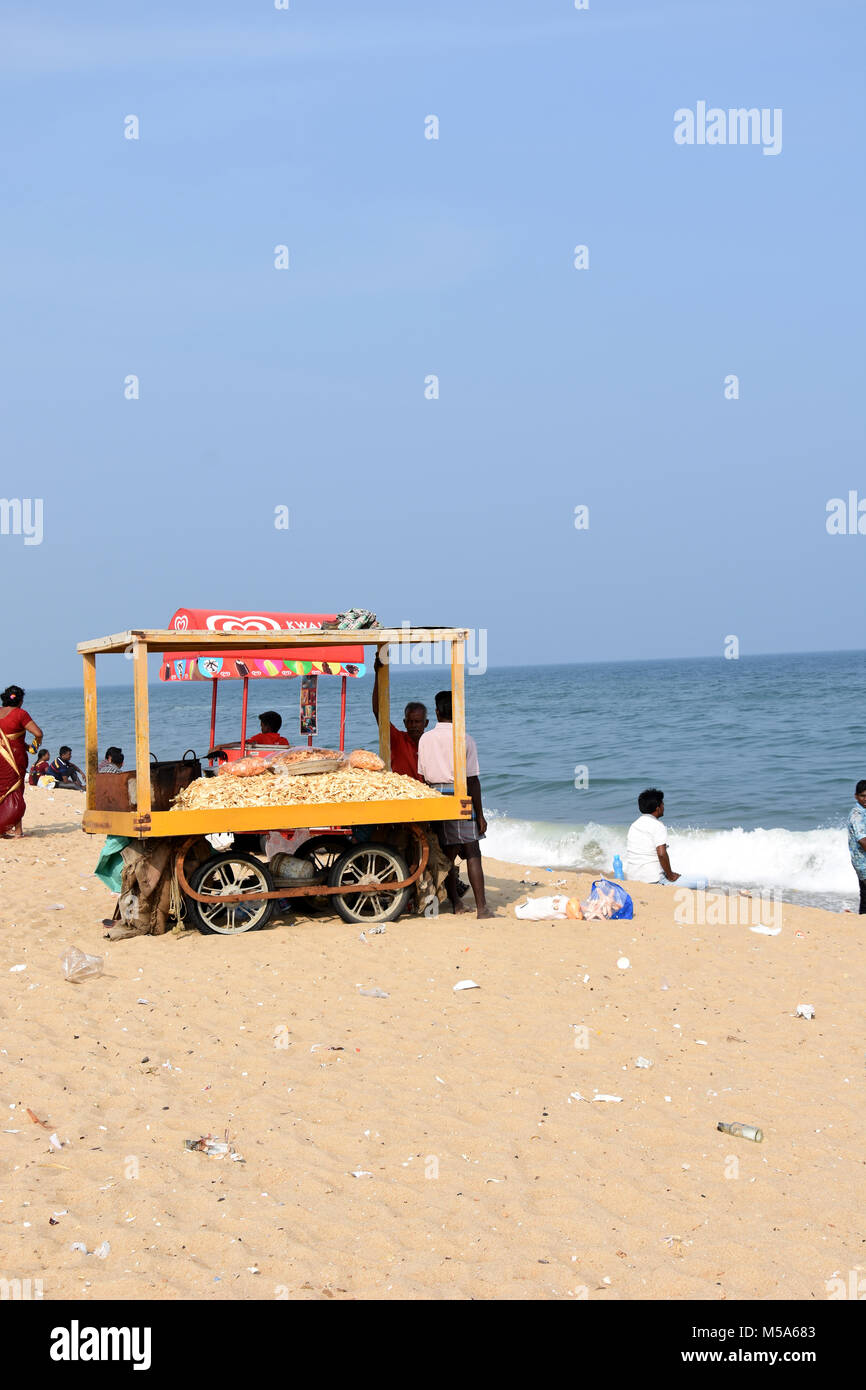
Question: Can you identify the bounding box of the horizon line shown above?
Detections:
[24,645,865,692]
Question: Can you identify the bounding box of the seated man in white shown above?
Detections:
[625,788,708,889]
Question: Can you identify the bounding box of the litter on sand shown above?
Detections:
[60,946,104,983]
[358,987,389,998]
[750,925,781,936]
[593,1094,623,1103]
[184,1136,243,1160]
[514,895,572,920]
[635,1057,653,1068]
[453,980,480,991]
[796,1004,815,1020]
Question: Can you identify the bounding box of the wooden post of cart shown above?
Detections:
[82,652,98,805]
[451,633,467,805]
[132,637,152,833]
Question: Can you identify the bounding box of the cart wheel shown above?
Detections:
[186,853,275,935]
[295,836,353,875]
[328,843,411,924]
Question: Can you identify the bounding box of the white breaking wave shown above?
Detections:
[483,815,856,903]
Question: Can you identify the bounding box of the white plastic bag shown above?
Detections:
[60,946,104,983]
[514,895,570,920]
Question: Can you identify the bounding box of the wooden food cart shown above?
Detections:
[78,620,473,933]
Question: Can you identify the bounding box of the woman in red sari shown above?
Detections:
[0,685,43,838]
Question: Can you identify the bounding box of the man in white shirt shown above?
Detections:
[625,788,707,888]
[417,690,493,919]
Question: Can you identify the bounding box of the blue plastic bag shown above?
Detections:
[585,878,634,920]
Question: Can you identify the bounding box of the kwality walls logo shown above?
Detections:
[170,609,329,634]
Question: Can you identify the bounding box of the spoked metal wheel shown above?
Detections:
[186,852,275,935]
[328,843,411,924]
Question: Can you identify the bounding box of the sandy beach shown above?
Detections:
[2,789,863,1302]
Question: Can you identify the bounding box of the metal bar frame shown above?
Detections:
[174,826,429,905]
[209,679,218,750]
[339,674,347,751]
[376,642,391,769]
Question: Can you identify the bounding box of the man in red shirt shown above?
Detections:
[247,711,290,747]
[371,655,427,780]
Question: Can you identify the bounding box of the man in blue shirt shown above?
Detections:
[846,780,866,914]
[49,745,85,790]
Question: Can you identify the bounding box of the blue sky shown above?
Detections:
[1,0,863,687]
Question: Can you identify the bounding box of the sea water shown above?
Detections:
[26,649,865,912]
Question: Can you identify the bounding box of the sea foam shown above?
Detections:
[483,814,856,909]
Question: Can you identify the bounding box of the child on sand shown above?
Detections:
[28,749,51,785]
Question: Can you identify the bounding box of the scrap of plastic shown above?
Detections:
[184,1137,230,1157]
[593,1094,623,1103]
[358,987,389,998]
[60,946,104,983]
[206,832,234,851]
[796,1003,815,1020]
[453,980,480,991]
[750,925,781,936]
[635,1057,653,1068]
[514,895,569,920]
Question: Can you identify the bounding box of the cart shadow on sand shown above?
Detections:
[18,821,82,838]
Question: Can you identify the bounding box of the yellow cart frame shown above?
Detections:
[77,627,472,838]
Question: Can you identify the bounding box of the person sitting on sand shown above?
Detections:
[417,690,494,919]
[28,748,51,785]
[49,746,86,790]
[625,789,708,889]
[247,711,290,747]
[847,779,866,915]
[371,653,428,780]
[98,747,124,773]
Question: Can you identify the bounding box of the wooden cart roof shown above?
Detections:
[78,627,470,655]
